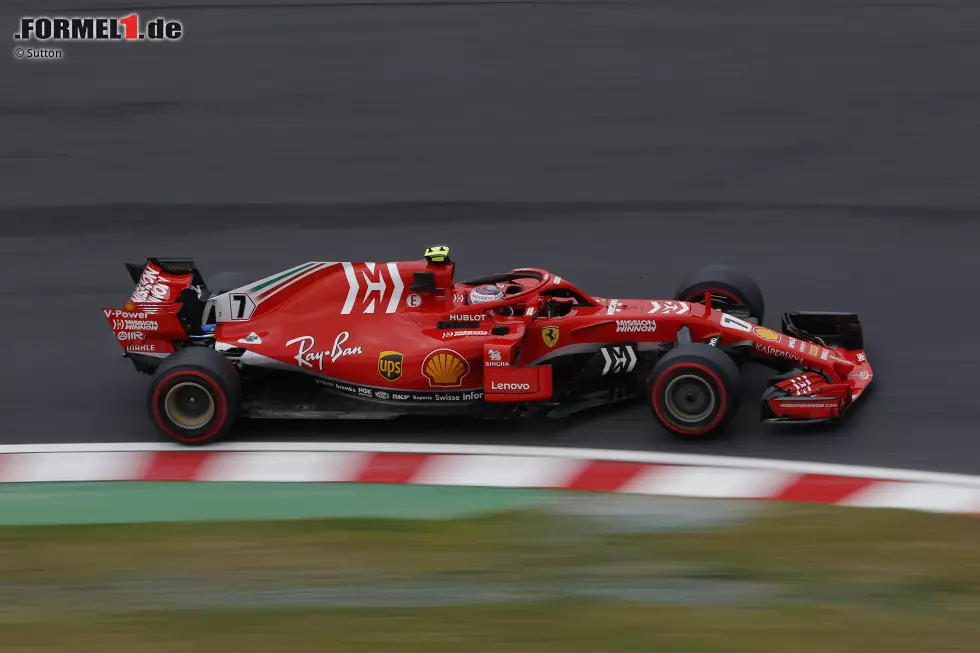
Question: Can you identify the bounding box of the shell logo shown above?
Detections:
[422,349,470,387]
[753,327,781,342]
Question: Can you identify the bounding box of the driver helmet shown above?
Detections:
[468,284,504,305]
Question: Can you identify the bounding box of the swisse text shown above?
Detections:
[436,391,484,401]
[491,381,531,391]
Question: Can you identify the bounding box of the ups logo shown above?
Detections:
[378,351,404,382]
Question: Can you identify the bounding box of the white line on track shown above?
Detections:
[2,441,980,487]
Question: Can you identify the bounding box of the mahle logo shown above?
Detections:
[378,351,403,382]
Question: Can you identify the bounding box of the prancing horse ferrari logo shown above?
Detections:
[541,326,560,348]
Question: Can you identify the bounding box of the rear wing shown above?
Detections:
[124,257,206,292]
[103,258,210,356]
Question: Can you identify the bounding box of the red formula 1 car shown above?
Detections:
[103,246,872,445]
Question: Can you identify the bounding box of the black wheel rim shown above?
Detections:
[164,381,215,429]
[663,374,716,424]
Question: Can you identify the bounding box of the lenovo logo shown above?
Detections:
[491,381,531,391]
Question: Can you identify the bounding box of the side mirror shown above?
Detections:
[523,295,546,321]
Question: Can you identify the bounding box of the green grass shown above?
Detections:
[4,604,980,653]
[2,503,980,650]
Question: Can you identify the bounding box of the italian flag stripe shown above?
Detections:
[255,263,328,300]
[248,262,316,293]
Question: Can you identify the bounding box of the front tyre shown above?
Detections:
[147,346,241,445]
[674,264,765,322]
[647,343,740,438]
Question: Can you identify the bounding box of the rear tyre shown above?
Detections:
[674,264,765,322]
[647,343,740,439]
[147,346,241,446]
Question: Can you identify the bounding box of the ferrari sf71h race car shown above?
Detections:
[103,246,873,445]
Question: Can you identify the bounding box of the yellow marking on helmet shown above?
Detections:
[424,245,451,262]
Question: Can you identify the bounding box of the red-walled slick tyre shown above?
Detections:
[647,343,740,439]
[146,346,241,446]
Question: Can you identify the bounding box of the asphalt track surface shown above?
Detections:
[4,0,980,473]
